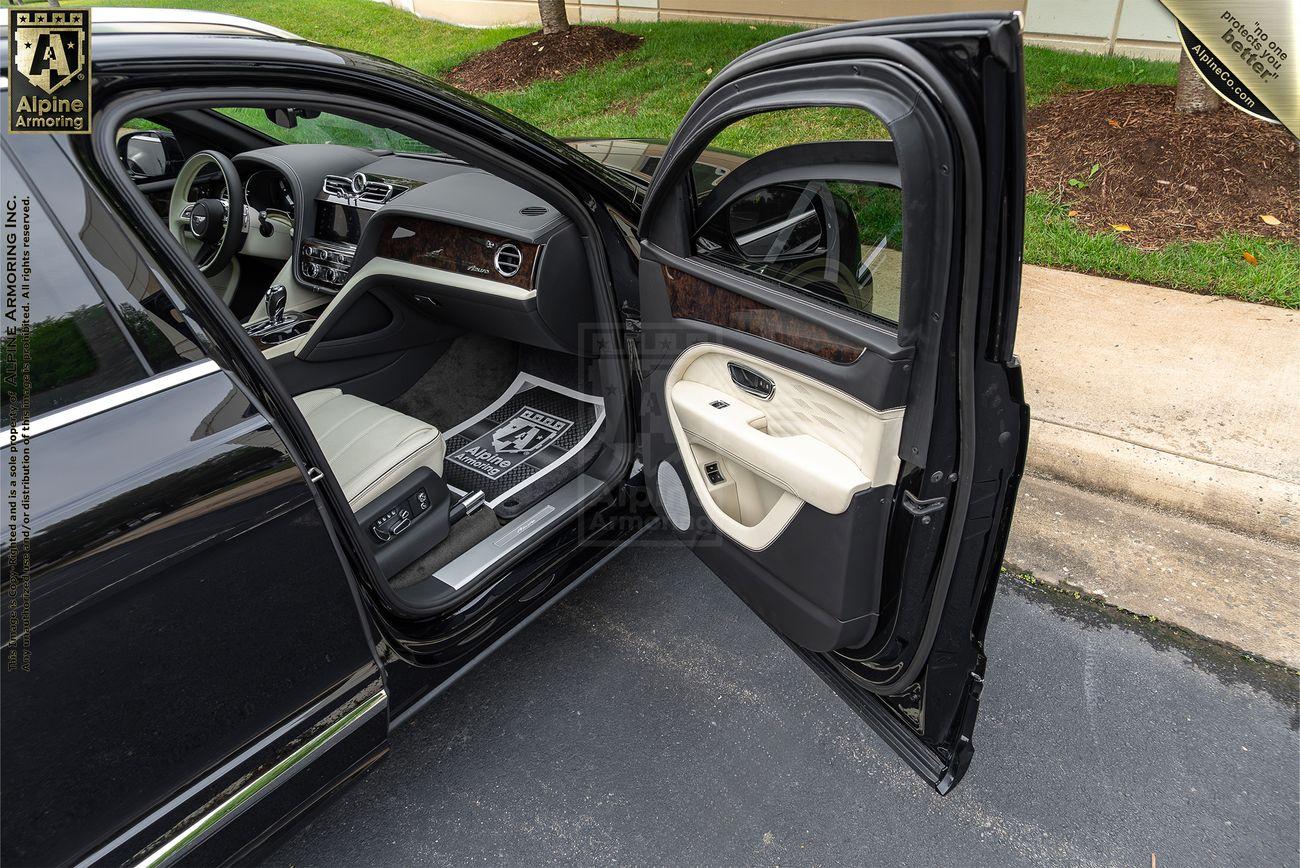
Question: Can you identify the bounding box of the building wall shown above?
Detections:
[393,0,1181,61]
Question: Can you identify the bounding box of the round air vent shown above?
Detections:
[656,461,691,532]
[494,243,523,278]
[520,205,548,216]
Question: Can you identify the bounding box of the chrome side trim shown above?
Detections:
[131,689,387,868]
[23,360,221,439]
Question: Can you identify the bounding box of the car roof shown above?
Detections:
[1,8,305,87]
[1,7,299,40]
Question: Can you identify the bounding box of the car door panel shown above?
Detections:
[638,14,1027,791]
[0,133,387,865]
[1,367,387,865]
[666,344,903,529]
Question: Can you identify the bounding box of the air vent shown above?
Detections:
[321,174,407,204]
[519,205,548,217]
[493,243,523,278]
[322,175,352,197]
[358,181,407,205]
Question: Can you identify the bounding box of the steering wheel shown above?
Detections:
[168,150,246,277]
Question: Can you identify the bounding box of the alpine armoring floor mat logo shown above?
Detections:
[440,373,605,508]
[447,406,574,480]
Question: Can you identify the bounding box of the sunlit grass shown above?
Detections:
[1026,194,1299,307]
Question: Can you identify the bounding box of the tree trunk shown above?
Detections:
[1174,46,1219,113]
[538,0,571,36]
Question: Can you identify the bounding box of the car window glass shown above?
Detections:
[690,107,902,326]
[215,108,444,156]
[1,146,150,418]
[13,134,205,376]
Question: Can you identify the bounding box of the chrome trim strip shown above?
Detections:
[131,689,388,868]
[74,674,378,867]
[22,360,221,439]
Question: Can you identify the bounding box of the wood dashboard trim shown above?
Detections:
[376,217,541,290]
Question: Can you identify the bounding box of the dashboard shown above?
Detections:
[233,145,594,356]
[244,168,295,215]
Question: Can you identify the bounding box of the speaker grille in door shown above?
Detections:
[656,461,692,531]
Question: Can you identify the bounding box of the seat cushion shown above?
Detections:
[294,388,444,512]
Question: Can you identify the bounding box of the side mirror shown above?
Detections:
[117,129,183,181]
[719,184,830,263]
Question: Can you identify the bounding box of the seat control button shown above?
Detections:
[371,504,414,542]
[408,488,431,515]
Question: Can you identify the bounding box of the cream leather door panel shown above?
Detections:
[665,343,903,550]
[634,13,1028,793]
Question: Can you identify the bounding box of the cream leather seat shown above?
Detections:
[294,388,445,512]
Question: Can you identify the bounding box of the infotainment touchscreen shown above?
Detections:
[314,202,370,245]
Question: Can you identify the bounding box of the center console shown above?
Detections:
[298,171,412,291]
[300,238,356,288]
[246,309,319,349]
[244,284,327,350]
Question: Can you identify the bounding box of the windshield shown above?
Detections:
[215,107,443,156]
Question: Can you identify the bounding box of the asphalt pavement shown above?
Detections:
[266,529,1299,867]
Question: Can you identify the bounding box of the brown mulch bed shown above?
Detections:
[446,26,643,93]
[1027,84,1299,247]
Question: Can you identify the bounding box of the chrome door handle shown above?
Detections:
[728,362,775,400]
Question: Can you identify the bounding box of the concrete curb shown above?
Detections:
[1005,474,1300,670]
[1025,419,1300,546]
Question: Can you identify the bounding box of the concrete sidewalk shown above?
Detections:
[1006,266,1300,667]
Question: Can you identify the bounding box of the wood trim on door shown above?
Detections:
[662,266,866,364]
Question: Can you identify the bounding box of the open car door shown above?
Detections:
[636,13,1029,793]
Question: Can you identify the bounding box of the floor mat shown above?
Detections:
[441,372,605,508]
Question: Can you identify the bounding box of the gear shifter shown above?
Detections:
[265,284,287,325]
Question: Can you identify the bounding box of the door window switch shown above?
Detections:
[704,462,726,485]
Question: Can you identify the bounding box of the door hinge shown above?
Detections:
[621,300,644,381]
[621,299,642,333]
[902,490,946,522]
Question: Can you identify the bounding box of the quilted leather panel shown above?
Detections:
[680,350,904,487]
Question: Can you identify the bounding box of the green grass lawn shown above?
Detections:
[91,0,1297,306]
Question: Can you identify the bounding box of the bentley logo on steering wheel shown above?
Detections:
[189,205,209,237]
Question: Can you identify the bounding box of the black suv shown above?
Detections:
[1,10,1028,865]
